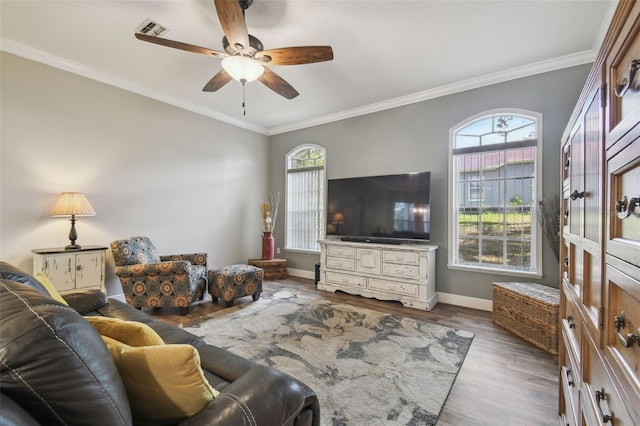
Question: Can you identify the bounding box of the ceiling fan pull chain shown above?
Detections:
[242,82,247,116]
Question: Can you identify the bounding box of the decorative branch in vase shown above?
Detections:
[536,194,560,262]
[259,193,280,260]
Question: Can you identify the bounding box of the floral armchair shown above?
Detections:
[110,236,208,315]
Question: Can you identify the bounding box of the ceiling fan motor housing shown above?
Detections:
[222,35,264,56]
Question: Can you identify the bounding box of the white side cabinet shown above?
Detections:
[318,240,438,310]
[32,246,107,293]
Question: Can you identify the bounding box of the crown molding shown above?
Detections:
[0,37,268,135]
[2,37,596,138]
[267,50,596,135]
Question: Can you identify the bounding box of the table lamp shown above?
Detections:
[50,192,96,250]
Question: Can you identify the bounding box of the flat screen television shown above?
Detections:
[326,171,431,243]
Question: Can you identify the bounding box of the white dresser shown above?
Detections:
[318,239,438,310]
[32,246,107,293]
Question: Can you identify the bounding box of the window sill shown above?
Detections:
[284,248,320,255]
[447,263,543,279]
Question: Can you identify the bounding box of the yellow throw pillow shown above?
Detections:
[101,336,219,422]
[86,316,165,347]
[34,272,68,305]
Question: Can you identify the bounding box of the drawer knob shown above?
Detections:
[594,388,613,424]
[614,311,640,348]
[615,195,640,219]
[614,58,640,98]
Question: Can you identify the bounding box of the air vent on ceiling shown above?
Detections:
[136,19,167,36]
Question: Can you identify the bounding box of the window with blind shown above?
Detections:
[448,110,542,276]
[286,146,325,252]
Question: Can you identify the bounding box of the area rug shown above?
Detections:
[183,291,474,426]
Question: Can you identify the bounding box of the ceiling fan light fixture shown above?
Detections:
[222,55,264,83]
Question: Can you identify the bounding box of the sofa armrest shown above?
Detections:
[61,289,108,314]
[180,364,319,426]
[115,261,191,277]
[160,253,208,267]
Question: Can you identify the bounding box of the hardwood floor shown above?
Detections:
[146,277,559,425]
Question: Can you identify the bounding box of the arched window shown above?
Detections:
[449,110,542,276]
[285,145,326,252]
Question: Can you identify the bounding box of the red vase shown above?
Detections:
[262,232,275,260]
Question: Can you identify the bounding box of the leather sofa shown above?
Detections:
[0,261,320,426]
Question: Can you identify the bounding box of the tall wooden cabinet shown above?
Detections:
[559,1,640,424]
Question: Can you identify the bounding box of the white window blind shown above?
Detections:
[285,146,325,252]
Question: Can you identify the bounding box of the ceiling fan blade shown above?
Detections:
[135,33,226,58]
[214,0,250,54]
[202,69,233,92]
[255,46,334,66]
[258,68,299,99]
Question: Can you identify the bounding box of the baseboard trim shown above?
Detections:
[437,292,493,311]
[289,269,493,311]
[288,268,315,281]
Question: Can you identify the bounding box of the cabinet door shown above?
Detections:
[44,254,75,292]
[75,251,104,289]
[355,248,380,275]
[565,81,606,337]
[607,139,640,268]
[582,83,606,334]
[606,0,640,149]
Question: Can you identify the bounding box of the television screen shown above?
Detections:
[326,171,431,242]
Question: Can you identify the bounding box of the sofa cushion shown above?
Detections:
[101,336,218,424]
[86,316,165,347]
[0,280,132,425]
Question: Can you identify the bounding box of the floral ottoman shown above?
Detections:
[208,264,263,307]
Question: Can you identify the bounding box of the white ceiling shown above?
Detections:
[1,0,616,135]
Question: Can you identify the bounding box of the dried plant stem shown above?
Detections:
[536,194,560,262]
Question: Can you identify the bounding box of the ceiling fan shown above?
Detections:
[135,0,333,100]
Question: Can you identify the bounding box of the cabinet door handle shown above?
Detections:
[613,311,640,347]
[565,368,574,387]
[614,58,640,97]
[570,190,584,200]
[615,195,640,219]
[594,388,613,424]
[567,314,576,329]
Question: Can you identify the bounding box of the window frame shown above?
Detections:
[447,109,543,278]
[284,144,326,254]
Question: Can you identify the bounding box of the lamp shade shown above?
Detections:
[332,212,345,224]
[222,55,264,83]
[50,192,96,217]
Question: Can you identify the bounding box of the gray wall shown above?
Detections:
[1,52,269,296]
[269,64,591,300]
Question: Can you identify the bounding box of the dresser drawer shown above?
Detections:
[582,330,634,426]
[562,280,582,363]
[326,256,355,271]
[368,278,419,297]
[327,245,355,258]
[382,262,420,280]
[603,260,640,420]
[560,364,580,426]
[325,271,365,288]
[382,250,419,265]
